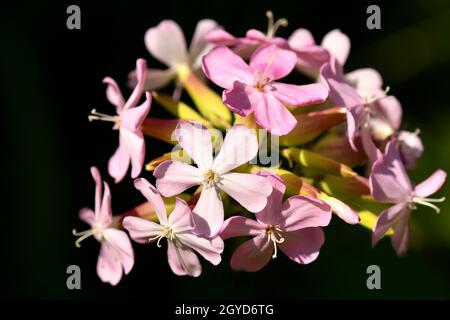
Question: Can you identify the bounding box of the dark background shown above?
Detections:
[1,0,450,299]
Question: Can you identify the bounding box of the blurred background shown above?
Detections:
[1,0,450,299]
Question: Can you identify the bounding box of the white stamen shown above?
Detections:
[149,227,174,247]
[88,109,120,129]
[412,196,446,214]
[202,169,221,188]
[364,86,391,105]
[266,11,288,38]
[266,225,285,259]
[72,224,104,248]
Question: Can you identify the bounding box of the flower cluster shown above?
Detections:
[73,12,446,285]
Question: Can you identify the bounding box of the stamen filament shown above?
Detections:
[413,197,445,214]
[266,11,288,38]
[72,228,94,248]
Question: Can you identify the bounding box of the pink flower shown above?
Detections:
[370,141,446,255]
[288,29,350,78]
[320,57,414,163]
[202,44,329,135]
[89,58,152,183]
[154,121,273,237]
[130,19,218,97]
[205,11,289,59]
[123,178,223,277]
[72,167,134,286]
[220,172,332,272]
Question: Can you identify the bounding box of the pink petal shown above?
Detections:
[79,208,95,226]
[249,44,296,80]
[98,182,113,227]
[90,166,102,216]
[120,92,152,132]
[254,171,286,226]
[175,121,213,171]
[201,45,254,89]
[360,122,382,163]
[391,213,410,256]
[189,19,218,67]
[220,172,272,213]
[108,136,130,184]
[369,141,412,203]
[168,198,195,233]
[222,82,254,117]
[320,58,363,109]
[398,131,424,170]
[177,233,224,265]
[279,227,324,264]
[97,241,123,286]
[123,58,147,110]
[321,29,350,66]
[154,160,202,197]
[129,68,176,91]
[288,28,316,48]
[122,216,164,244]
[212,124,258,174]
[253,92,297,136]
[230,236,273,272]
[346,104,364,151]
[204,28,240,46]
[120,130,145,179]
[414,169,447,198]
[167,241,202,277]
[325,196,360,224]
[220,216,265,240]
[246,29,270,42]
[144,20,188,67]
[270,82,328,107]
[372,97,403,132]
[192,186,224,237]
[103,229,134,275]
[280,196,332,232]
[134,178,167,225]
[345,68,383,97]
[102,77,125,112]
[372,202,407,247]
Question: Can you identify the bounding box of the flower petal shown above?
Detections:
[372,202,407,247]
[98,182,113,227]
[398,130,424,170]
[213,124,258,174]
[120,92,152,132]
[167,241,202,277]
[280,196,332,232]
[204,28,240,46]
[108,136,131,184]
[254,171,286,226]
[168,198,195,233]
[345,68,383,97]
[202,45,254,89]
[249,44,296,80]
[270,82,328,107]
[79,208,95,226]
[120,129,145,179]
[369,141,412,203]
[129,68,176,91]
[222,81,254,117]
[192,186,224,237]
[189,19,218,68]
[175,121,213,171]
[96,241,123,286]
[279,227,324,264]
[90,166,102,216]
[102,77,125,112]
[253,92,297,136]
[288,28,316,48]
[145,20,188,67]
[318,194,360,224]
[122,216,164,244]
[154,160,202,197]
[177,233,224,265]
[103,229,134,275]
[134,178,167,224]
[124,58,147,110]
[230,236,273,272]
[321,29,350,66]
[414,169,447,198]
[220,216,265,240]
[391,212,410,256]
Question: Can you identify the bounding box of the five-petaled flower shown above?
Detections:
[370,141,446,255]
[220,172,332,272]
[89,58,152,183]
[154,121,273,237]
[202,44,329,135]
[73,167,134,285]
[123,178,223,277]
